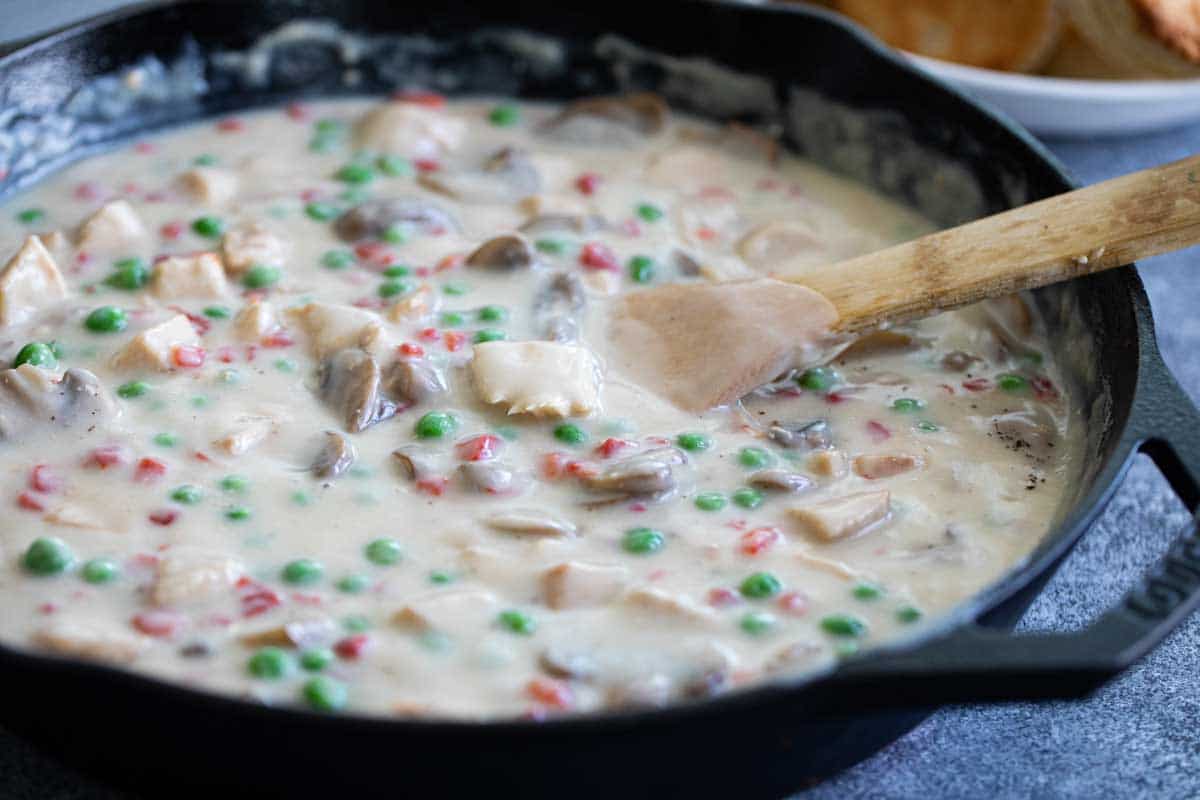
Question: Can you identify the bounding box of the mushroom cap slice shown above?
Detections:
[541,92,669,145]
[334,197,459,242]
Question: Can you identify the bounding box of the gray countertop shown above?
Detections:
[2,4,1199,798]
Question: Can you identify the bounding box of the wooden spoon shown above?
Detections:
[610,153,1200,412]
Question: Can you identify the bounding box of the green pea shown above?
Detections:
[282,558,324,586]
[553,423,587,445]
[248,647,293,680]
[377,155,413,177]
[321,249,354,269]
[442,281,469,296]
[740,611,775,636]
[535,238,566,256]
[732,487,764,509]
[897,605,923,624]
[382,265,410,278]
[194,153,218,166]
[337,574,371,594]
[16,208,45,224]
[439,311,465,327]
[694,492,727,512]
[623,527,665,555]
[81,558,119,585]
[309,134,339,154]
[378,279,413,298]
[675,432,711,452]
[104,258,150,290]
[242,264,281,289]
[14,342,57,369]
[220,475,249,493]
[916,420,940,433]
[47,341,65,359]
[429,570,455,585]
[740,572,782,599]
[115,380,149,399]
[852,582,884,601]
[84,306,128,333]
[628,255,655,284]
[336,163,374,184]
[302,676,348,712]
[300,647,335,671]
[190,395,209,409]
[998,373,1028,392]
[224,505,252,522]
[365,538,403,566]
[291,491,312,507]
[473,329,506,344]
[314,118,344,135]
[191,215,225,238]
[274,358,297,373]
[415,411,457,439]
[636,203,664,222]
[488,103,521,127]
[497,609,536,635]
[820,613,867,637]
[170,485,203,505]
[153,432,177,447]
[304,202,339,221]
[23,537,74,576]
[835,641,860,658]
[343,614,371,633]
[477,305,507,322]
[797,366,840,392]
[738,447,773,469]
[203,305,232,319]
[891,397,925,413]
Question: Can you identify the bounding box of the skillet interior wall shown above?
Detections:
[0,0,1122,526]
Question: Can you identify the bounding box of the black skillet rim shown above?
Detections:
[0,0,1159,736]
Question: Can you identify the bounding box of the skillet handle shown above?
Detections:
[826,365,1200,708]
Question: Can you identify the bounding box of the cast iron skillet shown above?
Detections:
[1,2,1198,797]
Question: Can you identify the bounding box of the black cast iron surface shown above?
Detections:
[0,3,1198,798]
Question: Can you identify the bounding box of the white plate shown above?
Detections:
[907,53,1200,137]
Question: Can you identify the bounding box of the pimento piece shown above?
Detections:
[216,345,237,364]
[260,330,294,349]
[16,492,44,512]
[866,420,892,443]
[695,226,718,242]
[355,242,395,267]
[391,90,446,107]
[168,305,212,335]
[132,610,185,638]
[740,526,782,556]
[133,141,157,155]
[238,578,282,618]
[574,172,601,195]
[172,345,206,368]
[526,677,573,710]
[1031,376,1059,401]
[418,327,440,342]
[285,102,310,121]
[334,634,372,660]
[148,509,178,526]
[595,438,636,459]
[135,457,167,483]
[564,460,598,480]
[456,434,501,462]
[579,242,618,271]
[443,331,467,352]
[86,445,128,470]
[399,342,425,358]
[416,477,449,496]
[707,587,741,607]
[777,591,809,616]
[29,465,63,494]
[435,253,464,272]
[160,221,183,240]
[414,158,440,174]
[962,377,991,392]
[540,452,568,480]
[216,117,244,133]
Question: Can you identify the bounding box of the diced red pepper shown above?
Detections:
[435,253,464,272]
[415,158,440,173]
[172,345,206,368]
[419,327,440,342]
[866,420,892,442]
[193,450,212,463]
[399,342,425,358]
[216,117,244,133]
[217,345,237,363]
[132,610,185,638]
[579,242,618,271]
[38,602,57,614]
[1031,376,1059,401]
[244,345,259,363]
[777,591,809,616]
[85,445,128,470]
[416,477,449,496]
[574,172,601,195]
[335,634,372,660]
[391,90,446,107]
[443,331,467,352]
[565,460,598,479]
[456,434,502,462]
[285,102,310,121]
[168,305,211,335]
[526,677,573,709]
[29,464,63,494]
[73,181,105,202]
[135,457,167,483]
[825,391,852,405]
[595,437,636,459]
[619,218,642,238]
[238,580,282,618]
[133,141,157,155]
[148,509,178,526]
[540,452,568,480]
[260,330,294,348]
[699,185,734,199]
[962,377,991,392]
[739,526,782,556]
[160,221,183,240]
[695,226,718,241]
[355,241,395,267]
[16,492,44,512]
[707,587,741,607]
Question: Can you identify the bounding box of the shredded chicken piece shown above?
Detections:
[0,235,67,326]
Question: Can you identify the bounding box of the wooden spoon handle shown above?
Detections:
[788,153,1200,333]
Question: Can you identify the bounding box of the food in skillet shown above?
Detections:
[0,93,1079,717]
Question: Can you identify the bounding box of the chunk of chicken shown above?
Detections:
[620,587,720,626]
[852,453,924,480]
[150,252,229,299]
[76,200,147,253]
[0,365,116,441]
[540,561,630,609]
[111,314,200,372]
[233,299,277,341]
[485,510,577,538]
[0,236,67,326]
[32,619,148,664]
[385,284,440,324]
[469,340,602,418]
[220,222,290,277]
[610,278,839,412]
[151,548,243,608]
[287,302,391,360]
[238,615,336,649]
[808,449,848,478]
[177,166,239,205]
[788,491,891,542]
[212,410,285,456]
[459,545,532,596]
[391,590,498,632]
[355,102,467,159]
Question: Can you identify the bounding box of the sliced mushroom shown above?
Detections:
[419,146,541,204]
[311,431,357,480]
[582,447,684,500]
[465,234,536,271]
[392,445,438,481]
[533,271,587,342]
[384,358,448,405]
[485,509,577,537]
[0,366,116,442]
[941,350,981,372]
[334,197,459,242]
[768,419,832,450]
[457,462,528,495]
[670,248,702,277]
[539,647,598,681]
[748,469,812,493]
[519,213,606,236]
[541,92,669,146]
[318,349,399,433]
